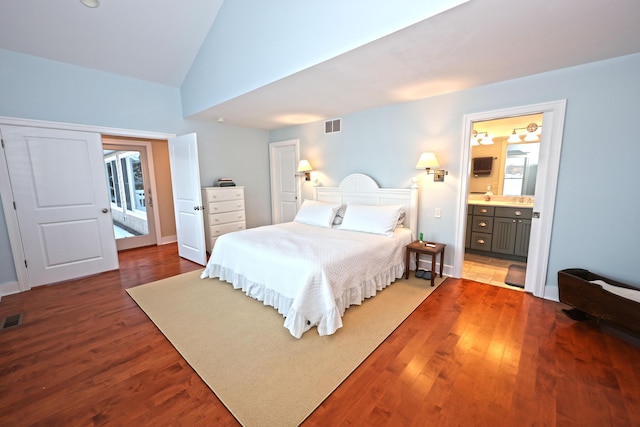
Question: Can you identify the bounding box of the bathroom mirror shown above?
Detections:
[468,113,542,196]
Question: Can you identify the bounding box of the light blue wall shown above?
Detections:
[184,120,271,227]
[0,49,271,288]
[0,49,183,132]
[270,53,640,291]
[181,0,467,117]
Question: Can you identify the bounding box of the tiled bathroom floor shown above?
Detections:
[462,252,527,291]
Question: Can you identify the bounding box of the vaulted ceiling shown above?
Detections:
[2,0,640,130]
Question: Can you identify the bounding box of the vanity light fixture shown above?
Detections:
[416,152,448,182]
[471,130,494,145]
[509,123,542,143]
[297,159,312,181]
[80,0,100,7]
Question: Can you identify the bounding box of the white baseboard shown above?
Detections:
[543,286,559,302]
[416,259,451,278]
[0,280,21,298]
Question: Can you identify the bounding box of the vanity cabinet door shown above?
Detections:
[514,219,532,257]
[492,217,517,255]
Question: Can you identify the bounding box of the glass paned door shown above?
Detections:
[103,145,156,250]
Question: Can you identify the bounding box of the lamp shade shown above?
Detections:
[507,130,521,143]
[478,132,494,145]
[416,152,440,169]
[297,159,312,172]
[524,132,540,142]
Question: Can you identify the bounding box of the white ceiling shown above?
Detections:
[1,0,640,130]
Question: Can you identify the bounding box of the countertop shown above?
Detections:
[468,199,534,208]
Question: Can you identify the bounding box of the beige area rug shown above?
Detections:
[127,270,447,427]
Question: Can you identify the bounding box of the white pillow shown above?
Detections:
[332,205,347,225]
[339,204,403,237]
[293,200,341,228]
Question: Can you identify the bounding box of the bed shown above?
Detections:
[558,268,640,337]
[200,173,419,338]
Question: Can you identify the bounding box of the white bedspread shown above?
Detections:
[200,222,412,338]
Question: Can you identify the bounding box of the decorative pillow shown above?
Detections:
[339,204,404,237]
[293,200,341,228]
[332,205,347,225]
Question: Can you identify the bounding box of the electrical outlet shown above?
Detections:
[435,208,441,218]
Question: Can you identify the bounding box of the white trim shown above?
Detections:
[0,130,31,294]
[454,100,567,299]
[0,280,21,298]
[0,116,175,139]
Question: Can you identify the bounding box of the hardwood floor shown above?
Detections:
[1,244,639,426]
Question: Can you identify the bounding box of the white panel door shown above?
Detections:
[269,140,299,224]
[168,133,206,265]
[1,125,118,287]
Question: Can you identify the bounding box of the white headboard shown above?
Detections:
[314,173,418,239]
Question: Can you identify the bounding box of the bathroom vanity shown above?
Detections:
[465,200,533,262]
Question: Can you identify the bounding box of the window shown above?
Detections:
[104,151,146,217]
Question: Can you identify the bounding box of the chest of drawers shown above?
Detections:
[201,187,246,253]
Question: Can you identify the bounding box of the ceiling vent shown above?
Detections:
[324,119,341,134]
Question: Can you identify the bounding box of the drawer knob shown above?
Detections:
[477,239,485,245]
[479,222,487,227]
[480,208,488,213]
[515,210,522,216]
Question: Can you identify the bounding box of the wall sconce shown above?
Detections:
[471,130,494,146]
[508,123,542,143]
[416,152,448,182]
[297,159,312,181]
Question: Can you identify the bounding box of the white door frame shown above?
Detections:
[269,139,300,224]
[102,139,161,250]
[0,116,173,295]
[453,100,567,299]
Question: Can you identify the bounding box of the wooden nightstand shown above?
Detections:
[405,241,446,286]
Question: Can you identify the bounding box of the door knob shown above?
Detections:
[102,208,109,213]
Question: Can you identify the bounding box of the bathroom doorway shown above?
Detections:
[463,114,541,290]
[454,100,567,298]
